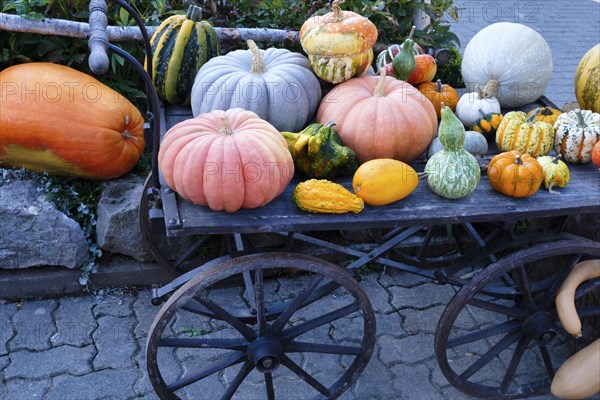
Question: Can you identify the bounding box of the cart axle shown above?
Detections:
[248,337,283,373]
[523,311,558,344]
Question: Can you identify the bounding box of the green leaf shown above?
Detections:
[23,11,45,20]
[119,6,130,25]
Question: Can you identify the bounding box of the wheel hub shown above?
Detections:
[523,311,557,343]
[247,337,283,373]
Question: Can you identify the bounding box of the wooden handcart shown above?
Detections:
[87,3,600,399]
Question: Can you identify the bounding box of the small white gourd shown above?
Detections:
[455,85,501,127]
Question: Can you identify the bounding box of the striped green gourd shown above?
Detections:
[425,106,481,199]
[148,5,220,105]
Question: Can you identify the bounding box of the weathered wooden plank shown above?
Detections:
[161,163,599,236]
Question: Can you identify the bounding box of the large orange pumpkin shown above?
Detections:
[0,62,144,179]
[316,71,437,163]
[158,108,294,212]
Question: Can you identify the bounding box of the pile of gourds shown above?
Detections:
[1,1,599,211]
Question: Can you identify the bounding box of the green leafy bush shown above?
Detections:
[435,47,464,87]
[1,0,460,90]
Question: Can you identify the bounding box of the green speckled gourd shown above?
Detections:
[392,26,416,81]
[281,121,358,179]
[425,106,481,199]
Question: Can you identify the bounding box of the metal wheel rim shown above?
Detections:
[139,173,173,270]
[434,238,600,399]
[146,252,376,400]
[139,173,218,273]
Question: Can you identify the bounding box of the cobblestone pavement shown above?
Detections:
[1,264,565,400]
[449,0,600,109]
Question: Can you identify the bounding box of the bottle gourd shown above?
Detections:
[425,106,481,199]
[392,26,416,81]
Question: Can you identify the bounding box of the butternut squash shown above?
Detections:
[551,339,600,400]
[555,259,600,337]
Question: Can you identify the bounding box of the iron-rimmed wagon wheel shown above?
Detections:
[139,173,223,273]
[434,238,600,399]
[146,252,376,400]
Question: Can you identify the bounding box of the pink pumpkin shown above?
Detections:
[316,71,438,163]
[158,108,294,212]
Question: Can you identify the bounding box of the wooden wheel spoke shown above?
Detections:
[271,275,323,334]
[194,295,256,340]
[515,265,536,312]
[284,341,363,355]
[500,336,531,393]
[452,224,465,254]
[282,302,360,340]
[167,351,245,392]
[243,271,257,311]
[459,331,522,380]
[265,372,275,400]
[538,344,555,380]
[280,354,332,397]
[159,337,247,351]
[467,298,528,319]
[574,305,600,319]
[255,269,266,336]
[220,361,254,400]
[416,225,437,260]
[448,320,521,348]
[183,299,255,323]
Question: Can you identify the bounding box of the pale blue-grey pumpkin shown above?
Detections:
[191,40,322,132]
[427,130,488,158]
[425,106,481,199]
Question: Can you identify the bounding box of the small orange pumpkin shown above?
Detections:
[592,141,600,168]
[487,150,544,198]
[418,79,459,119]
[158,108,294,212]
[526,106,562,125]
[316,70,437,163]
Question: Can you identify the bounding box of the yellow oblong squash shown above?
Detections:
[575,44,600,113]
[555,259,600,337]
[292,179,364,214]
[352,159,419,206]
[551,339,600,400]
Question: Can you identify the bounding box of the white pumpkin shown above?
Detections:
[191,40,322,132]
[554,109,600,163]
[455,85,501,127]
[461,22,553,108]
